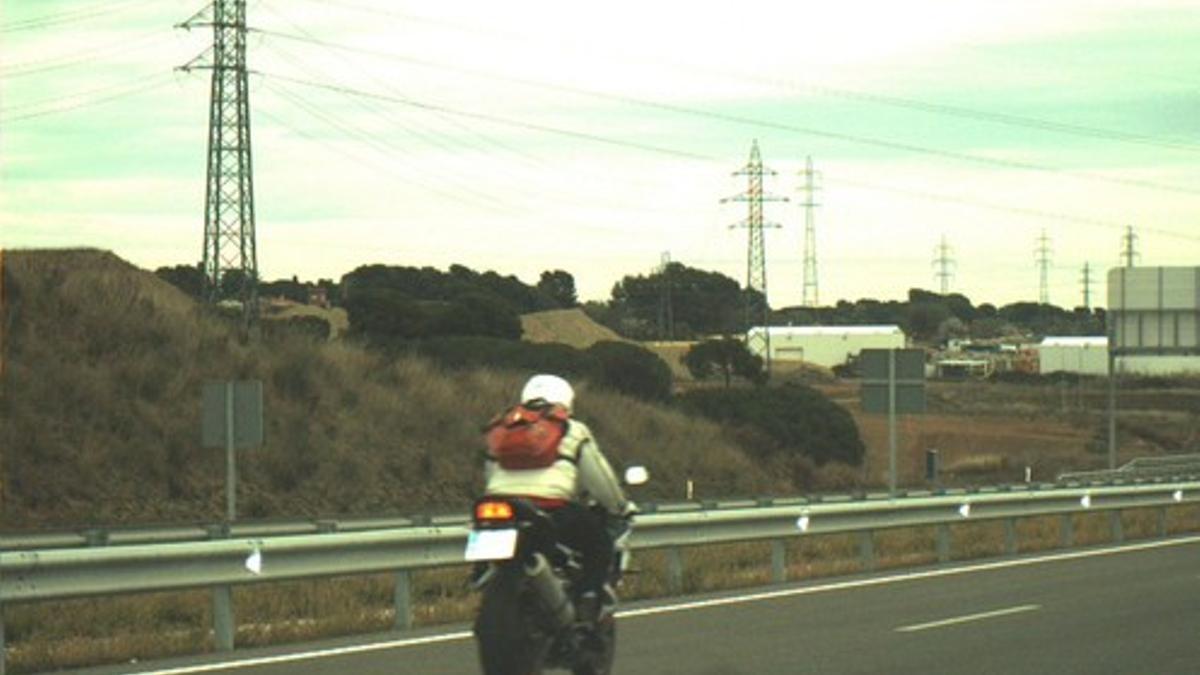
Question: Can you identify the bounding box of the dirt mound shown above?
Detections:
[519,308,625,349]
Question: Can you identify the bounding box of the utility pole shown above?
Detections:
[658,251,674,340]
[180,0,260,331]
[799,156,820,308]
[932,235,955,295]
[722,140,785,374]
[1035,230,1052,305]
[1080,262,1093,310]
[1120,225,1139,267]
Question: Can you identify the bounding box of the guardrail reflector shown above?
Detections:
[796,515,811,532]
[1080,494,1092,508]
[245,547,263,575]
[958,503,971,518]
[1174,490,1184,502]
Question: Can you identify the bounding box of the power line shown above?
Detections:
[247,28,1200,198]
[1,73,176,123]
[286,3,1200,155]
[255,71,715,161]
[0,0,157,34]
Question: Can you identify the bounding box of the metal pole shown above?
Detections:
[859,530,876,572]
[1107,350,1117,469]
[666,547,684,595]
[394,571,412,630]
[225,381,236,523]
[213,585,235,651]
[1,599,7,675]
[888,349,897,496]
[771,540,787,583]
[936,524,951,563]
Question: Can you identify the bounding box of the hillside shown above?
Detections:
[519,308,625,348]
[0,249,784,528]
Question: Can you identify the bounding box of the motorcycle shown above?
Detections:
[466,467,647,675]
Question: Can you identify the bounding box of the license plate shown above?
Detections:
[464,528,518,561]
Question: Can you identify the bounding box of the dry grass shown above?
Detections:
[519,308,626,349]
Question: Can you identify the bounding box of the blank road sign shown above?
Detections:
[860,348,926,414]
[202,381,264,449]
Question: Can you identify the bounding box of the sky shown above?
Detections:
[3,0,1200,309]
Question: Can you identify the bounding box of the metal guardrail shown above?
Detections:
[1057,454,1200,483]
[2,481,1199,673]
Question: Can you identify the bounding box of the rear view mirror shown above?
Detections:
[624,465,649,486]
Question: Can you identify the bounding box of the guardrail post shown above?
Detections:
[666,547,684,594]
[1110,510,1124,543]
[212,585,235,652]
[858,531,875,572]
[771,540,787,583]
[936,524,951,563]
[1060,514,1074,548]
[1,600,7,675]
[1158,506,1169,538]
[394,570,412,630]
[1004,518,1018,556]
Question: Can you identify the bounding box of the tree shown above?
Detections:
[609,263,744,339]
[154,263,205,299]
[537,270,578,308]
[682,338,766,387]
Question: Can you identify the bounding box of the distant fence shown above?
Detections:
[1057,453,1200,483]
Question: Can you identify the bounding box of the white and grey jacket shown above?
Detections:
[483,418,628,516]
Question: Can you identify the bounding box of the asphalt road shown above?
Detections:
[83,536,1200,675]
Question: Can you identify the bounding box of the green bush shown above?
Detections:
[585,341,673,402]
[678,384,865,465]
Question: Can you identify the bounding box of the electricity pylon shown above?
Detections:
[799,156,820,308]
[722,140,786,373]
[181,0,259,328]
[932,235,955,294]
[1035,230,1052,305]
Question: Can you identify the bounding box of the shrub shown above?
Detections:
[678,383,865,465]
[585,341,673,402]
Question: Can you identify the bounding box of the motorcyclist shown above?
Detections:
[483,373,633,622]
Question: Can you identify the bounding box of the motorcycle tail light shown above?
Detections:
[476,500,515,522]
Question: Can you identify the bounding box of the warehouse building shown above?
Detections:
[1036,336,1109,375]
[745,325,905,368]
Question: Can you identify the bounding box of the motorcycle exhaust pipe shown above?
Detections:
[524,553,575,628]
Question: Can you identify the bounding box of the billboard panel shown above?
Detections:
[1107,267,1200,355]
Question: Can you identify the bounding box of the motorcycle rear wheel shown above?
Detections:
[474,564,550,675]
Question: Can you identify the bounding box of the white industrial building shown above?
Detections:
[1037,337,1109,375]
[745,325,905,368]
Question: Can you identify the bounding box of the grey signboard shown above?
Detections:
[1107,266,1200,355]
[860,348,926,414]
[202,381,264,449]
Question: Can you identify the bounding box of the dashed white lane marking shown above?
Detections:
[895,604,1041,633]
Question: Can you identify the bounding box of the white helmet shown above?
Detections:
[521,374,575,412]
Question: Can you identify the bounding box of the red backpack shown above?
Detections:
[485,403,570,470]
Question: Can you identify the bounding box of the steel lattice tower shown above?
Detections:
[1035,230,1052,305]
[182,0,259,326]
[1081,261,1093,309]
[799,156,820,308]
[1120,225,1140,267]
[933,235,955,294]
[722,140,785,372]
